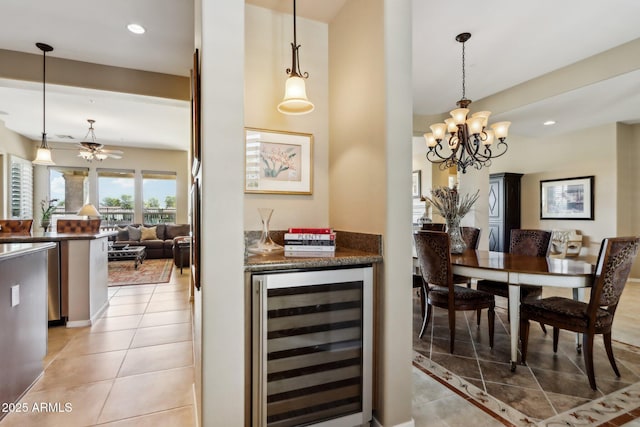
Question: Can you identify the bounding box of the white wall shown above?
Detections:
[330,0,414,424]
[244,5,330,231]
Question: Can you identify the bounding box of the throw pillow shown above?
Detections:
[140,225,158,241]
[116,226,129,242]
[127,225,142,241]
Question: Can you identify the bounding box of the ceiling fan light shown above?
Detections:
[78,151,92,159]
[278,76,314,115]
[95,153,108,161]
[33,146,55,165]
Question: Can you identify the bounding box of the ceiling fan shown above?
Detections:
[77,119,124,162]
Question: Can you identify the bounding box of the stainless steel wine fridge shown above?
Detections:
[251,266,373,427]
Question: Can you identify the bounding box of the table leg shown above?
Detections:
[508,282,521,371]
[573,288,585,353]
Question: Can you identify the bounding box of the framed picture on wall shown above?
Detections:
[191,49,201,176]
[191,176,201,290]
[244,128,313,195]
[540,176,594,220]
[412,170,422,198]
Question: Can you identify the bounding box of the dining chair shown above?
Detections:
[519,236,640,390]
[421,223,445,231]
[457,226,480,288]
[0,219,33,234]
[414,230,495,353]
[476,229,552,330]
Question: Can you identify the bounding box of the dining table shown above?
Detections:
[414,249,595,371]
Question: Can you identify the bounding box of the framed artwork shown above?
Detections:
[540,176,594,220]
[191,176,201,290]
[412,170,422,198]
[244,128,313,194]
[191,49,201,176]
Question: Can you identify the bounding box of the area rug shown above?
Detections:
[412,299,640,426]
[108,258,173,286]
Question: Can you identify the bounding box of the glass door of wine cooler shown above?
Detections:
[252,267,372,427]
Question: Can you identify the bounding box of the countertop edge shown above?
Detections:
[0,242,56,261]
[245,251,382,272]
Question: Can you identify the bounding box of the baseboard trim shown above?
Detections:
[66,319,91,328]
[372,416,415,427]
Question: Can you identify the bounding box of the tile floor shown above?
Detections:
[0,266,195,427]
[412,282,640,426]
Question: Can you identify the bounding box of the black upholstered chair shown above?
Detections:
[414,230,495,353]
[476,229,552,330]
[520,236,640,390]
[421,223,446,231]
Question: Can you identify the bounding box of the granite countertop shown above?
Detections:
[244,230,383,272]
[0,242,56,261]
[0,230,116,243]
[245,247,383,272]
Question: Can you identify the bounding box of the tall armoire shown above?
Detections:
[488,173,522,252]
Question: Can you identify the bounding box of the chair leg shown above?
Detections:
[553,327,560,353]
[487,305,495,348]
[419,286,426,319]
[520,318,531,364]
[476,309,481,326]
[538,322,547,334]
[448,308,456,354]
[583,332,597,390]
[419,302,432,339]
[603,332,621,377]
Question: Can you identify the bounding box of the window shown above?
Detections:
[49,167,89,217]
[142,171,177,224]
[9,155,33,219]
[98,169,135,226]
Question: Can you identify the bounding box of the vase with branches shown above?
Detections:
[423,186,479,253]
[40,197,58,232]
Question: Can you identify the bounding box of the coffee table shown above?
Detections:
[108,245,146,270]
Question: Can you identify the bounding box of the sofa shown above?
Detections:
[111,223,191,259]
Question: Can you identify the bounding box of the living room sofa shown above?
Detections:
[111,223,190,259]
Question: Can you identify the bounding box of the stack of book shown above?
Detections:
[284,228,336,257]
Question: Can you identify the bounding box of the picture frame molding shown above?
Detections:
[540,175,594,220]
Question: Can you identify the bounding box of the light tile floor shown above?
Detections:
[0,266,195,427]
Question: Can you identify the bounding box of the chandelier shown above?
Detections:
[78,119,123,162]
[424,33,510,174]
[277,0,314,115]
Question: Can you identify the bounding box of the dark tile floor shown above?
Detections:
[413,289,640,420]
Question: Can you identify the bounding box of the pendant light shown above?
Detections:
[277,0,314,115]
[33,42,56,166]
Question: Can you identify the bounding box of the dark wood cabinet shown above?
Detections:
[488,173,522,252]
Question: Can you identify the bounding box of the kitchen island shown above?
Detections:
[0,242,54,415]
[0,231,114,327]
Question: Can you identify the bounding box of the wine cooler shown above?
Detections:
[252,267,373,427]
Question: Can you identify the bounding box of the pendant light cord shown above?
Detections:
[42,48,46,137]
[461,39,466,100]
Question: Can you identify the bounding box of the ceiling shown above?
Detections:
[1,0,640,153]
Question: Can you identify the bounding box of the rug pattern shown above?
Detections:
[108,258,173,286]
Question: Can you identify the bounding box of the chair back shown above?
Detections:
[509,229,552,257]
[590,237,640,312]
[414,231,452,288]
[0,219,33,233]
[56,219,102,233]
[421,223,446,231]
[461,227,481,250]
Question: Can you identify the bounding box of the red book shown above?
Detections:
[287,227,333,234]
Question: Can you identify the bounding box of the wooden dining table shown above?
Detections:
[414,249,595,370]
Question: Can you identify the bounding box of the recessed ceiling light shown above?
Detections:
[127,23,146,34]
[543,120,556,126]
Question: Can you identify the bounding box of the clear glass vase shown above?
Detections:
[247,208,283,255]
[446,217,467,254]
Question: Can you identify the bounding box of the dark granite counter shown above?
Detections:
[244,230,383,272]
